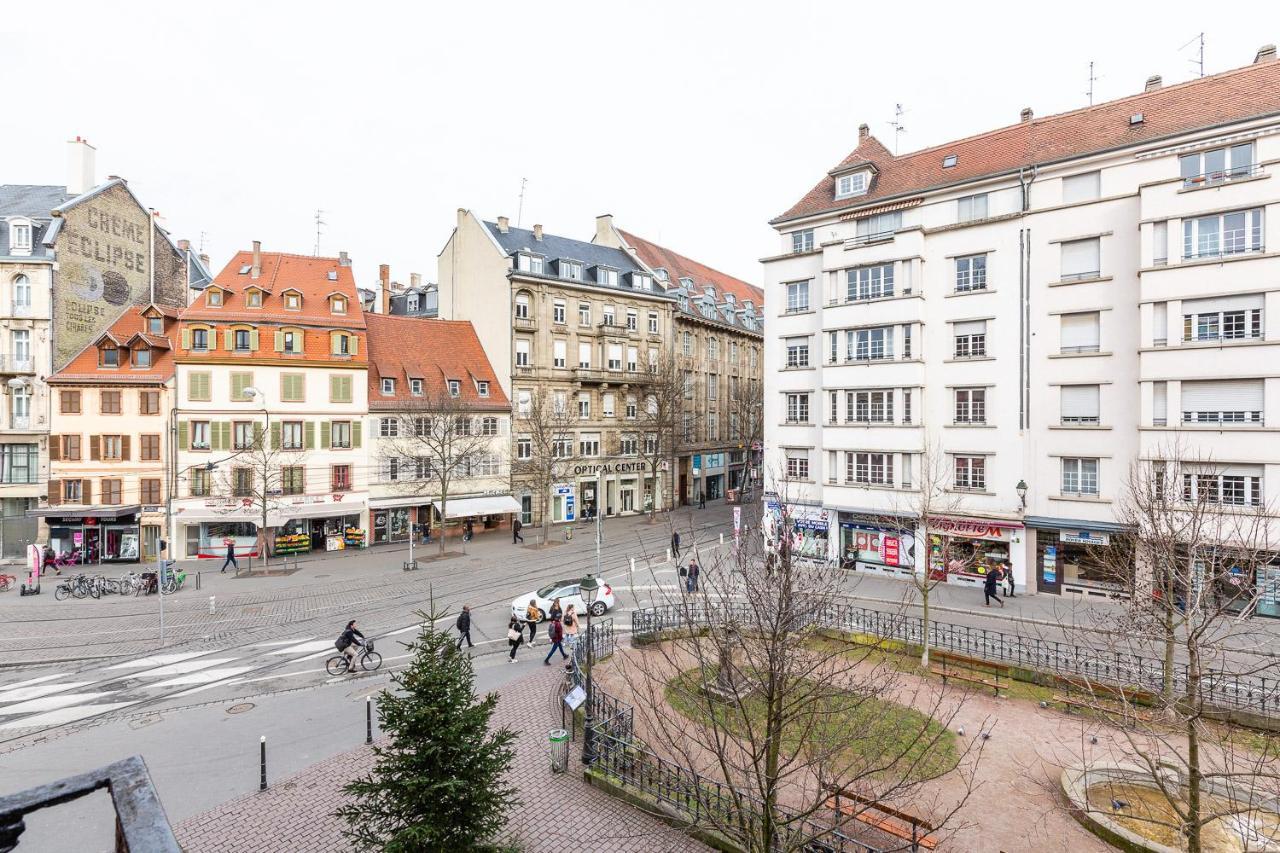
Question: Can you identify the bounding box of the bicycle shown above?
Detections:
[161,567,188,595]
[325,639,382,676]
[54,574,86,601]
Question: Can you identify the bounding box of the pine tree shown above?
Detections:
[337,610,519,852]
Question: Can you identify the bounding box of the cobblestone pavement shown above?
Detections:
[174,665,707,853]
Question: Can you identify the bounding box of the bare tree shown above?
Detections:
[727,372,764,495]
[215,420,298,571]
[625,350,683,520]
[377,388,499,556]
[512,388,575,545]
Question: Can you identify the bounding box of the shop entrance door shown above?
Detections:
[82,528,101,564]
[606,480,616,516]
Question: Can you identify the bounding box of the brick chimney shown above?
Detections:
[338,250,351,267]
[251,241,261,280]
[379,264,391,314]
[593,214,613,245]
[533,224,543,242]
[198,252,210,270]
[1257,44,1278,63]
[497,216,509,233]
[1144,75,1163,92]
[1020,107,1033,123]
[858,123,870,141]
[66,136,96,196]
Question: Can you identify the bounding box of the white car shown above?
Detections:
[511,579,615,622]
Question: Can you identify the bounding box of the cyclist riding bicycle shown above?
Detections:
[335,620,366,673]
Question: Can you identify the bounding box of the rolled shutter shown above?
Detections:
[177,421,189,450]
[320,421,331,449]
[49,435,61,462]
[1061,385,1099,420]
[82,480,92,504]
[1184,293,1264,312]
[90,435,101,461]
[270,422,281,450]
[1153,382,1167,423]
[1153,302,1168,343]
[953,320,986,336]
[352,420,362,448]
[1060,313,1100,350]
[1181,380,1263,414]
[121,435,131,461]
[305,421,316,449]
[1061,238,1100,278]
[250,329,259,350]
[47,479,61,506]
[181,328,191,350]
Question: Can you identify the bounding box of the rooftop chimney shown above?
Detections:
[1144,75,1163,92]
[533,224,543,242]
[1257,44,1278,63]
[410,272,421,288]
[594,214,613,245]
[338,250,351,267]
[198,252,210,270]
[177,239,190,252]
[497,216,510,233]
[66,137,96,196]
[1020,107,1033,123]
[380,264,391,315]
[858,123,870,141]
[251,241,261,280]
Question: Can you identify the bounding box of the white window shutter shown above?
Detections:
[953,320,986,336]
[1153,382,1167,422]
[1180,380,1263,412]
[1153,302,1168,342]
[1061,238,1100,278]
[1060,312,1100,349]
[1061,385,1099,420]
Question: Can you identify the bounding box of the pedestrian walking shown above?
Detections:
[1003,562,1015,598]
[983,567,1004,608]
[686,559,700,593]
[219,540,238,574]
[463,519,474,542]
[699,491,706,509]
[525,599,541,645]
[455,605,473,649]
[512,518,524,544]
[507,615,523,662]
[548,597,563,627]
[543,613,568,665]
[563,604,580,654]
[42,544,57,576]
[671,531,681,560]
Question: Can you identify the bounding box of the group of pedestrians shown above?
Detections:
[982,563,1016,607]
[504,598,577,665]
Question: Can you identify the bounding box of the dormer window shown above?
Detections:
[654,268,668,282]
[517,253,545,274]
[245,289,263,308]
[406,295,419,312]
[100,347,120,367]
[477,381,490,397]
[381,378,395,395]
[7,219,33,255]
[447,379,461,397]
[597,267,618,287]
[705,286,716,300]
[835,172,869,198]
[330,331,357,356]
[190,327,210,351]
[283,290,302,310]
[207,289,224,306]
[560,260,583,281]
[234,329,252,352]
[410,378,423,396]
[331,295,347,315]
[147,315,163,334]
[133,348,152,369]
[280,329,302,354]
[632,272,651,291]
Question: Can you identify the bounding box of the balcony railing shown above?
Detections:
[849,229,897,247]
[1061,269,1101,282]
[1182,163,1263,188]
[1061,416,1101,425]
[1183,243,1265,262]
[1186,330,1263,344]
[0,356,34,373]
[9,416,30,430]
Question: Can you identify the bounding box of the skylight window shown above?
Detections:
[327,271,338,281]
[942,155,958,168]
[238,264,252,275]
[1129,113,1145,126]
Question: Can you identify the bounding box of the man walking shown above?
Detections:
[686,559,700,594]
[671,530,681,560]
[1004,562,1015,598]
[699,491,706,509]
[455,605,473,649]
[220,540,238,574]
[983,567,1004,608]
[512,517,524,544]
[543,613,568,665]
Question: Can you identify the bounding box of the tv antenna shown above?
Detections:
[516,178,528,228]
[313,209,326,256]
[198,231,208,253]
[1085,61,1100,106]
[888,103,907,154]
[1181,32,1205,78]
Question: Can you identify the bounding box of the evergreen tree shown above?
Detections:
[337,610,518,852]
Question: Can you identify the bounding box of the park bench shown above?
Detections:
[823,786,938,850]
[1053,678,1156,723]
[929,654,1009,697]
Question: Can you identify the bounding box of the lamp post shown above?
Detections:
[1016,479,1028,510]
[579,572,600,766]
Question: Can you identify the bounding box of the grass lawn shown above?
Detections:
[665,666,959,783]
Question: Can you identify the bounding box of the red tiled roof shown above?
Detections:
[183,251,365,328]
[364,314,509,409]
[775,55,1280,224]
[49,306,176,383]
[619,230,764,307]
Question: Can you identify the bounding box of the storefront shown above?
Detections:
[278,513,364,552]
[838,512,915,579]
[174,495,368,557]
[927,516,1026,592]
[1028,520,1127,598]
[431,494,520,535]
[31,506,143,564]
[369,498,432,546]
[569,461,653,519]
[763,497,832,561]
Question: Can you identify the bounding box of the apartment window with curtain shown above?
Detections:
[1183,208,1263,260]
[791,229,814,253]
[553,300,566,324]
[1153,221,1169,265]
[1059,312,1100,354]
[784,448,809,480]
[1060,237,1101,281]
[1182,466,1262,506]
[850,327,893,361]
[578,342,592,369]
[846,263,894,301]
[1062,171,1101,203]
[953,456,986,491]
[956,193,988,223]
[785,281,810,313]
[955,254,987,291]
[553,339,566,368]
[785,337,809,368]
[1061,385,1100,425]
[1180,143,1254,187]
[785,393,810,423]
[848,451,893,486]
[855,211,900,242]
[954,388,986,424]
[847,389,893,424]
[1153,381,1168,426]
[515,339,530,367]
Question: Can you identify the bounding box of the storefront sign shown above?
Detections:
[931,516,1021,540]
[1060,529,1110,546]
[703,453,724,470]
[571,462,649,476]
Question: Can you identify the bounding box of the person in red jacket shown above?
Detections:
[543,613,568,665]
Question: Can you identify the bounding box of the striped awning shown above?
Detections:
[838,197,923,221]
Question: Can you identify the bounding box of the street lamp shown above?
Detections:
[579,572,601,766]
[1016,479,1028,510]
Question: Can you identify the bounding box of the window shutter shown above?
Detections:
[49,435,61,462]
[1062,171,1100,203]
[953,320,986,336]
[89,435,101,461]
[352,420,362,448]
[305,421,316,449]
[270,422,281,450]
[181,328,191,350]
[250,329,259,350]
[253,422,264,449]
[81,479,92,504]
[47,479,61,506]
[330,374,339,400]
[349,335,358,356]
[1153,302,1168,342]
[320,421,331,449]
[121,435,131,461]
[1181,380,1263,412]
[1153,382,1167,422]
[223,329,234,351]
[330,332,340,355]
[274,331,284,352]
[1061,238,1100,278]
[221,422,232,450]
[1184,293,1265,313]
[1060,312,1100,349]
[177,421,189,450]
[1061,385,1099,419]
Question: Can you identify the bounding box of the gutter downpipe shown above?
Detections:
[1017,165,1038,432]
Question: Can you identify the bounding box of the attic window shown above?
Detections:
[207,289,223,306]
[147,315,163,334]
[477,381,490,397]
[835,172,868,198]
[238,264,252,275]
[678,277,695,291]
[284,291,301,310]
[654,268,669,282]
[245,289,262,307]
[331,296,347,315]
[1129,113,1145,126]
[8,219,32,255]
[133,348,152,369]
[447,379,461,397]
[410,378,423,396]
[99,346,120,368]
[942,155,958,169]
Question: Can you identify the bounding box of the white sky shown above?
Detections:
[2,2,1271,290]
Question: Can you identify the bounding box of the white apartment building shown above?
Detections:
[764,45,1280,607]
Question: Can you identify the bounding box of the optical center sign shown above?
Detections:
[571,461,650,476]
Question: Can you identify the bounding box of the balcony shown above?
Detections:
[1181,411,1263,427]
[573,367,655,386]
[1181,163,1264,190]
[0,356,35,374]
[513,315,535,330]
[8,416,31,430]
[848,229,898,247]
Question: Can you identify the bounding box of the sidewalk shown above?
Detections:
[174,665,706,852]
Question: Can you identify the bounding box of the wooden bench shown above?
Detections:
[929,656,1009,696]
[824,788,938,850]
[1053,681,1157,723]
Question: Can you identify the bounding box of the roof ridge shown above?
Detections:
[620,230,761,297]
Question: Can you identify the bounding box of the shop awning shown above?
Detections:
[27,504,142,520]
[172,504,261,525]
[369,495,431,510]
[432,495,520,519]
[1023,516,1129,533]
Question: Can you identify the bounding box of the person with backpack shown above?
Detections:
[455,605,473,649]
[686,559,701,593]
[335,620,366,673]
[507,615,523,663]
[543,613,568,665]
[547,597,563,627]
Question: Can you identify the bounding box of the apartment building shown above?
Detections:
[603,228,765,504]
[764,45,1280,604]
[38,305,178,563]
[437,210,676,524]
[365,313,514,544]
[169,246,370,558]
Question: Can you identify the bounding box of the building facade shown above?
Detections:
[170,246,371,558]
[764,46,1280,601]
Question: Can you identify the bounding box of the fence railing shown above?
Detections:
[632,601,1280,717]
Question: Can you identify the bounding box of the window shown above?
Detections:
[13,274,31,310]
[8,223,32,254]
[101,479,123,505]
[517,253,545,274]
[281,373,305,402]
[332,465,351,491]
[447,379,461,397]
[140,434,161,461]
[903,389,912,424]
[1180,143,1254,187]
[189,467,210,497]
[61,390,81,413]
[785,393,810,423]
[284,291,301,310]
[942,154,958,168]
[479,416,498,436]
[1182,296,1263,342]
[648,312,658,334]
[785,449,809,480]
[602,393,615,418]
[785,337,809,368]
[379,417,400,438]
[602,305,616,326]
[515,339,530,367]
[597,267,618,287]
[955,254,987,292]
[729,341,739,361]
[632,272,652,290]
[281,466,305,495]
[620,436,638,455]
[63,480,83,503]
[330,421,352,448]
[707,374,719,402]
[1061,385,1100,425]
[207,289,223,307]
[954,388,986,424]
[1061,237,1101,280]
[785,281,810,313]
[1183,208,1264,259]
[902,324,912,358]
[0,444,37,483]
[835,172,867,198]
[190,421,211,450]
[1183,467,1262,506]
[553,438,573,458]
[953,321,986,358]
[191,328,209,351]
[409,295,422,312]
[957,193,988,223]
[791,229,815,253]
[11,385,28,425]
[552,339,567,368]
[626,397,637,419]
[230,372,253,402]
[626,346,637,372]
[644,433,658,454]
[1062,458,1100,496]
[847,389,894,424]
[516,436,532,460]
[579,433,600,457]
[1180,379,1264,425]
[514,292,530,320]
[245,289,262,308]
[281,421,303,449]
[331,296,347,315]
[1063,171,1101,203]
[147,315,162,334]
[1060,312,1100,354]
[681,331,692,356]
[626,309,637,331]
[477,381,489,397]
[683,372,694,400]
[233,421,256,450]
[100,390,122,414]
[132,348,152,368]
[607,343,622,371]
[410,378,423,396]
[578,303,591,326]
[851,327,893,361]
[954,456,986,491]
[141,479,162,505]
[855,211,901,242]
[578,392,591,419]
[188,371,211,401]
[562,261,583,281]
[58,434,83,461]
[330,374,353,403]
[708,337,719,359]
[280,330,301,354]
[98,345,118,368]
[846,263,894,301]
[578,342,592,370]
[332,333,352,355]
[847,451,894,486]
[552,300,566,324]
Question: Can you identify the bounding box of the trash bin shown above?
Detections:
[548,728,569,773]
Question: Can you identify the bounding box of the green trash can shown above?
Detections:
[548,728,569,773]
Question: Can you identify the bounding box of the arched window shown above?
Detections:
[12,275,30,311]
[514,290,531,320]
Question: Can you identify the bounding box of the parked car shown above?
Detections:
[511,579,615,621]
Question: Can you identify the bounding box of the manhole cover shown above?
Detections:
[226,702,255,715]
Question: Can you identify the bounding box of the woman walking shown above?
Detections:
[524,599,541,646]
[563,604,580,656]
[983,567,1004,608]
[507,615,524,663]
[547,597,563,627]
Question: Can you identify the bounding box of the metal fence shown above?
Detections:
[632,601,1280,717]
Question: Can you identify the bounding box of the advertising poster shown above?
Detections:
[1043,546,1058,584]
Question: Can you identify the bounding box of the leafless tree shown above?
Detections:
[214,420,300,571]
[624,350,683,520]
[512,387,575,545]
[727,372,764,494]
[377,388,500,556]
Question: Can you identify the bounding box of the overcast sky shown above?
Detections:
[3,2,1270,290]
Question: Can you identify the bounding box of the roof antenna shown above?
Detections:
[1180,32,1205,78]
[516,178,528,228]
[888,103,907,155]
[198,231,208,254]
[313,209,326,256]
[1085,60,1100,106]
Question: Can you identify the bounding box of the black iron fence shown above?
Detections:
[632,601,1280,717]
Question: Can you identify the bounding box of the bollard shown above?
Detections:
[259,736,267,791]
[195,572,201,591]
[719,533,724,545]
[208,596,215,615]
[629,557,635,572]
[366,696,373,744]
[666,548,671,562]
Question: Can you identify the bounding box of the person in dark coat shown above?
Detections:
[455,605,473,649]
[543,614,568,665]
[220,541,238,573]
[671,531,681,560]
[686,559,701,593]
[983,567,1004,608]
[463,519,474,542]
[698,492,706,509]
[512,518,524,544]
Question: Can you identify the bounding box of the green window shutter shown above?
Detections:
[320,421,331,449]
[223,422,233,450]
[231,374,246,401]
[342,376,352,402]
[305,421,316,449]
[330,332,340,355]
[329,374,339,401]
[223,329,234,351]
[206,327,217,350]
[349,335,358,356]
[177,421,189,450]
[270,421,281,450]
[274,331,284,352]
[250,329,260,351]
[253,422,264,449]
[181,328,191,350]
[352,420,362,448]
[209,421,221,451]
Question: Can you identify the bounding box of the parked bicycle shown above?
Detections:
[161,566,188,595]
[325,639,382,676]
[54,574,97,601]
